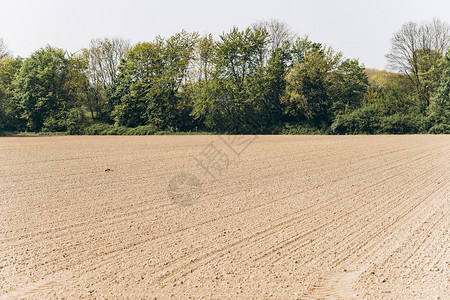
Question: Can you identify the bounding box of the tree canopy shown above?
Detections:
[1,18,449,135]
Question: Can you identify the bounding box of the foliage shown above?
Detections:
[428,123,450,134]
[328,58,369,116]
[363,88,383,107]
[280,123,322,135]
[428,49,450,124]
[111,31,198,129]
[368,69,396,88]
[329,105,383,134]
[0,58,22,130]
[283,38,342,127]
[82,123,212,135]
[330,106,428,135]
[379,74,417,114]
[0,20,449,135]
[83,123,158,135]
[82,38,131,121]
[191,26,281,133]
[386,18,449,111]
[379,113,427,134]
[13,46,74,131]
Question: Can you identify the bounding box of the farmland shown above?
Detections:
[0,135,448,298]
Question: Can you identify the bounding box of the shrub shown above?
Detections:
[428,123,450,134]
[329,105,383,134]
[66,108,88,135]
[379,113,427,134]
[83,123,159,135]
[41,115,68,132]
[280,123,322,135]
[127,125,158,135]
[41,108,87,134]
[83,123,114,135]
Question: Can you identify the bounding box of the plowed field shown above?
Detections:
[1,135,448,298]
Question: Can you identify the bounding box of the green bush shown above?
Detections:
[428,123,450,134]
[280,123,322,135]
[329,107,430,134]
[66,108,88,135]
[126,125,158,135]
[379,113,427,134]
[41,115,68,133]
[83,123,114,135]
[329,105,383,134]
[40,108,87,134]
[83,123,159,135]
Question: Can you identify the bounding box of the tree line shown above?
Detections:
[0,19,449,135]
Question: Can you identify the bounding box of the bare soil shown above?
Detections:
[0,135,448,299]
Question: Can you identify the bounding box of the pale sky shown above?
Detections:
[1,0,449,69]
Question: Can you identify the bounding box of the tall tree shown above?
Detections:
[328,59,369,116]
[191,26,272,132]
[64,53,93,128]
[193,34,215,82]
[386,18,450,109]
[253,19,295,54]
[13,46,73,131]
[429,49,450,124]
[83,38,131,88]
[0,38,12,60]
[112,31,198,129]
[0,58,22,130]
[283,38,342,127]
[82,38,131,120]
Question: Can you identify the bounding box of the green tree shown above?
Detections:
[112,31,198,129]
[428,49,450,125]
[386,18,449,111]
[0,58,22,130]
[328,59,369,116]
[193,34,215,82]
[82,38,131,121]
[61,54,93,133]
[283,38,342,127]
[381,74,417,115]
[191,26,272,133]
[256,46,291,129]
[13,46,74,131]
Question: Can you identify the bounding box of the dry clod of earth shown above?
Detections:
[0,135,448,298]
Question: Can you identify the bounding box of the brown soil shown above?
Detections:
[0,135,448,299]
